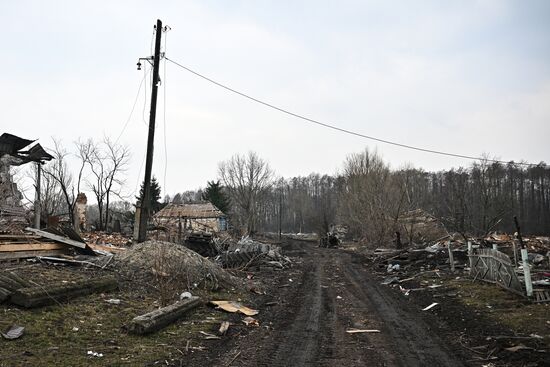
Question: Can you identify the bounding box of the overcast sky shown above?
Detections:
[2,1,549,199]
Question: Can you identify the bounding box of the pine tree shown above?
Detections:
[137,176,163,213]
[202,180,230,214]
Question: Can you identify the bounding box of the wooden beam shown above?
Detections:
[88,243,126,254]
[0,250,67,260]
[24,227,86,249]
[0,243,66,252]
[0,234,41,240]
[128,297,202,334]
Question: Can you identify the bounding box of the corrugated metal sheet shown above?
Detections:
[154,202,225,219]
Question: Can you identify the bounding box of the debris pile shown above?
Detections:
[81,231,130,255]
[114,240,241,293]
[371,232,550,302]
[397,209,448,244]
[0,226,99,260]
[216,236,291,269]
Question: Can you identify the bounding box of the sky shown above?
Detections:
[2,0,549,200]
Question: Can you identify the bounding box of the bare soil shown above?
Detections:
[182,241,472,366]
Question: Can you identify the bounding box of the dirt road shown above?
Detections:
[189,240,465,367]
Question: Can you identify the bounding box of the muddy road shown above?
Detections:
[187,240,465,367]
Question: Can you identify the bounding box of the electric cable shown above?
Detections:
[165,56,539,167]
[114,73,146,145]
[142,64,149,126]
[162,29,169,196]
[133,151,147,198]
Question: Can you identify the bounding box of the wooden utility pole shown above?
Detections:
[278,186,282,240]
[138,19,163,243]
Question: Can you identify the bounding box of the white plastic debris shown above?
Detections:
[1,325,24,340]
[87,351,104,358]
[105,299,121,305]
[72,327,79,332]
[179,291,193,300]
[386,264,400,273]
[422,302,439,311]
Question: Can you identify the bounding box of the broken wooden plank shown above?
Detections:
[128,296,202,335]
[346,329,381,334]
[10,276,118,308]
[210,300,259,316]
[88,243,126,254]
[0,234,41,240]
[0,243,66,252]
[219,321,230,335]
[24,227,86,249]
[0,249,67,260]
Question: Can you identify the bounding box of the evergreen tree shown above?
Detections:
[202,180,231,214]
[137,176,163,213]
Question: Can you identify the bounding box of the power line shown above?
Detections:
[142,64,150,126]
[133,151,147,198]
[162,29,169,196]
[115,73,146,145]
[165,56,539,167]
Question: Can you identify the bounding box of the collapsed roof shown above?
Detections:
[154,202,225,219]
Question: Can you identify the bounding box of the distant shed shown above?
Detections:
[153,202,227,235]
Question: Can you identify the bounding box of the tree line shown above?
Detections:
[27,137,549,244]
[196,150,549,245]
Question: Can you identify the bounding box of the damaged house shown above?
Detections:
[152,202,227,243]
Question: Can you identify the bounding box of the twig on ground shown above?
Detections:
[226,351,241,366]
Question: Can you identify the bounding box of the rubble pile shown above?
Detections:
[397,209,448,244]
[371,232,550,301]
[114,240,241,293]
[83,231,132,247]
[216,236,291,270]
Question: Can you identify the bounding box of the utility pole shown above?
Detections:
[278,184,282,241]
[138,19,163,243]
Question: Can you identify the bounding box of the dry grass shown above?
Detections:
[449,279,550,337]
[0,254,247,367]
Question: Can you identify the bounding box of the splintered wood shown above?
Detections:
[0,231,71,260]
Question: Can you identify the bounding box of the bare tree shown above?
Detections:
[81,138,130,231]
[103,137,130,230]
[24,163,65,224]
[340,148,400,246]
[42,138,86,227]
[219,152,274,235]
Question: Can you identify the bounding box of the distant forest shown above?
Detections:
[165,149,550,244]
[258,156,549,240]
[166,149,549,244]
